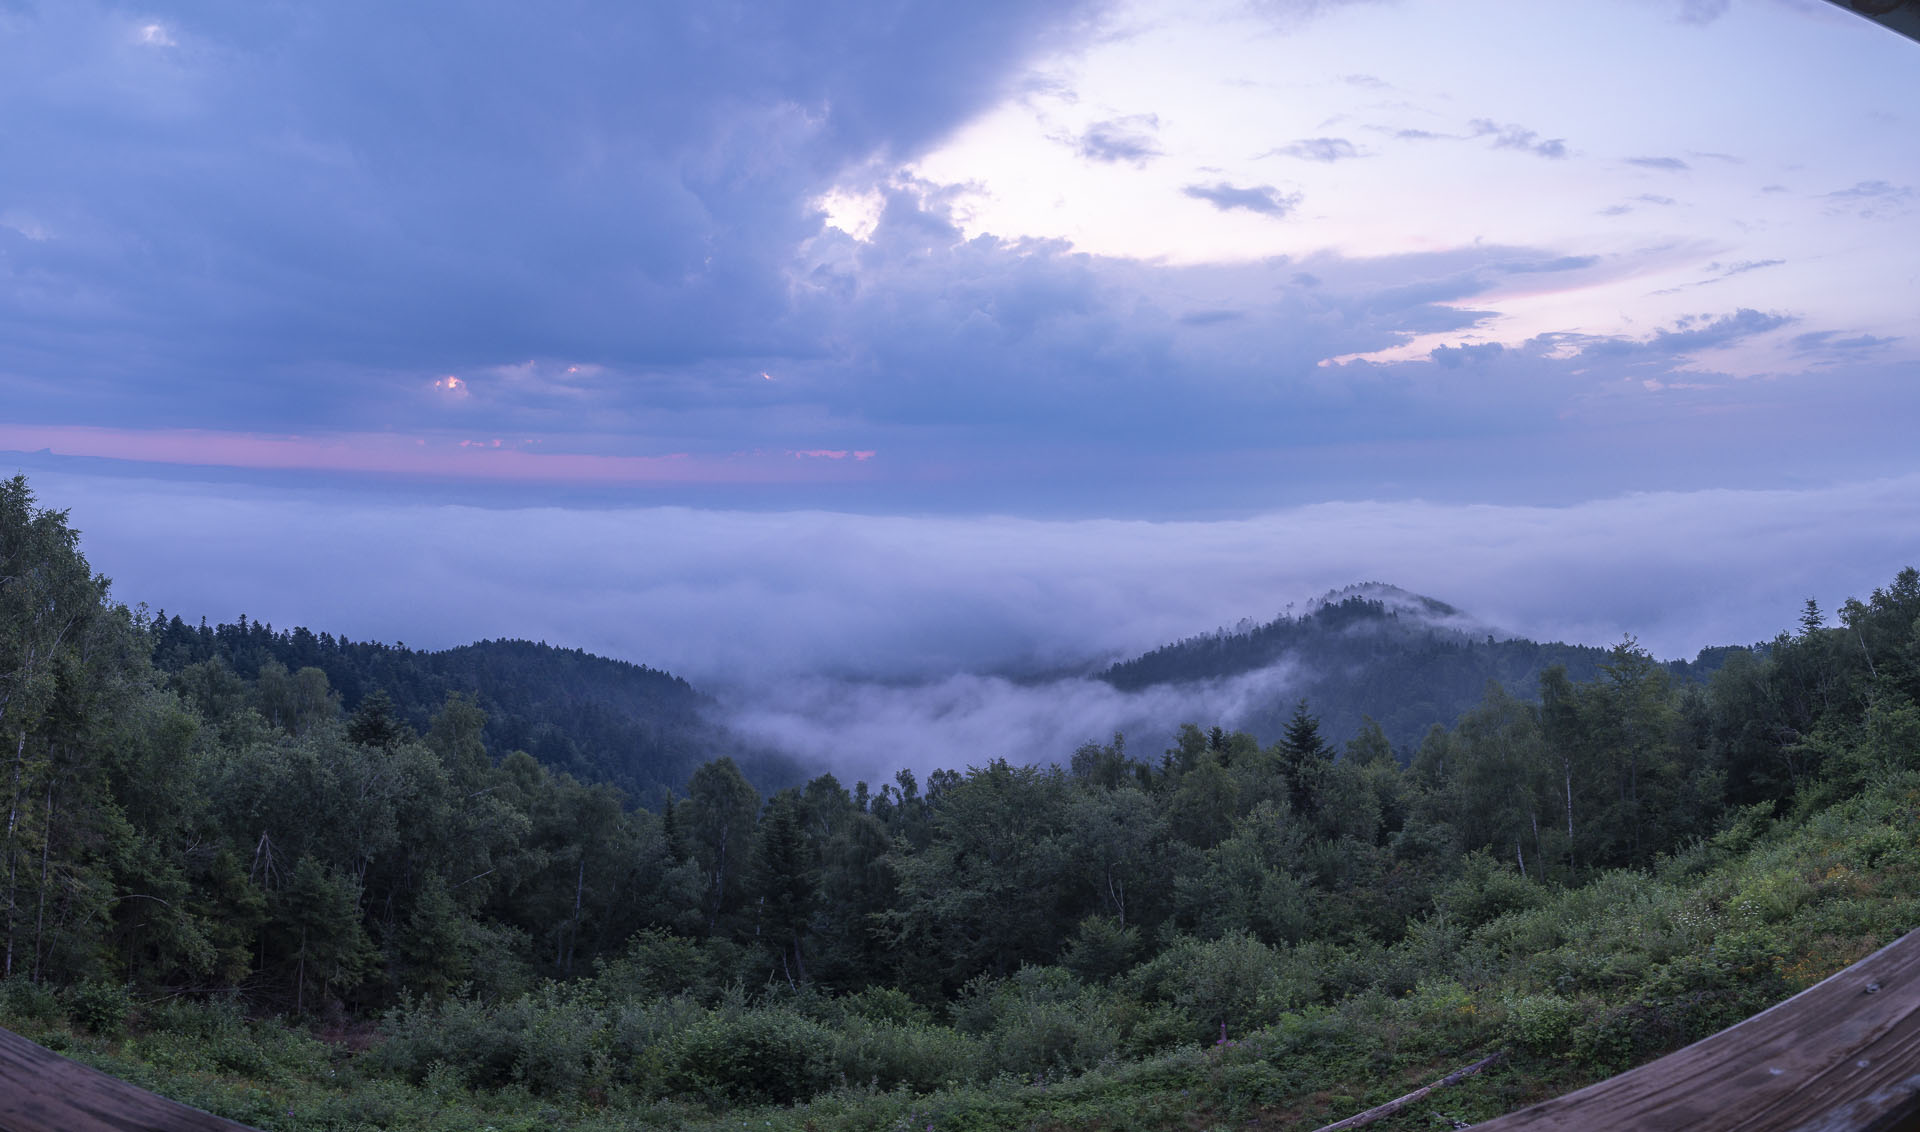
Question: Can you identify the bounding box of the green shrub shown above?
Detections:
[830,1015,982,1091]
[985,994,1117,1078]
[68,980,133,1037]
[837,984,929,1026]
[1502,993,1583,1054]
[664,1007,835,1104]
[1127,932,1310,1040]
[375,985,608,1096]
[0,976,64,1028]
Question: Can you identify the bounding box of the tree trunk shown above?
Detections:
[3,731,24,978]
[565,855,585,975]
[32,778,52,980]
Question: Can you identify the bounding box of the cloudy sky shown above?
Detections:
[4,0,1918,746]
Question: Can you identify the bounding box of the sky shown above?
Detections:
[4,0,1919,768]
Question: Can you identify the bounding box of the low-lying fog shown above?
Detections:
[30,466,1920,778]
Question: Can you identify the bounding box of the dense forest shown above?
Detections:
[143,614,806,807]
[3,471,1918,1131]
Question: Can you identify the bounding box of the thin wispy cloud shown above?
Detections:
[1075,115,1163,164]
[1822,180,1916,219]
[1469,119,1568,159]
[1267,137,1362,162]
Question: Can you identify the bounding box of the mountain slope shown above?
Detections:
[1101,585,1741,755]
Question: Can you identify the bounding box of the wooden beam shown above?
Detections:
[1474,929,1920,1131]
[0,1026,262,1132]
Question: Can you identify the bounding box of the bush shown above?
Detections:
[1127,932,1311,1041]
[68,980,133,1037]
[830,1016,982,1092]
[664,1007,835,1104]
[985,995,1117,1078]
[376,985,607,1096]
[0,976,64,1028]
[1503,992,1583,1054]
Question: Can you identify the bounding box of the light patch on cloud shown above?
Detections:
[1182,182,1302,216]
[0,210,52,241]
[815,186,887,241]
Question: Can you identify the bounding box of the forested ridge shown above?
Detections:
[144,614,806,807]
[4,471,1919,1132]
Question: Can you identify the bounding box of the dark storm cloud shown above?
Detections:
[1469,120,1568,159]
[0,0,1106,429]
[1182,182,1303,215]
[1075,115,1164,163]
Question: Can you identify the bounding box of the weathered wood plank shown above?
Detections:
[0,1025,261,1132]
[1476,929,1920,1132]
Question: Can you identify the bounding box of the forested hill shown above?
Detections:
[146,614,804,805]
[1101,583,1746,753]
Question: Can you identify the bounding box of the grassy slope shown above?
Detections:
[6,771,1918,1132]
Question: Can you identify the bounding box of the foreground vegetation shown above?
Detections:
[3,472,1918,1129]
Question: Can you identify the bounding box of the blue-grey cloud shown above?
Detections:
[1470,119,1568,159]
[1268,137,1362,162]
[1182,182,1303,215]
[1646,309,1795,353]
[1792,330,1900,357]
[1822,180,1916,219]
[1502,256,1600,274]
[1075,115,1163,163]
[1628,156,1691,172]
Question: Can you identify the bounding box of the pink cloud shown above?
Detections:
[0,425,879,484]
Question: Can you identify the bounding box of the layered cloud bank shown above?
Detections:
[33,467,1919,683]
